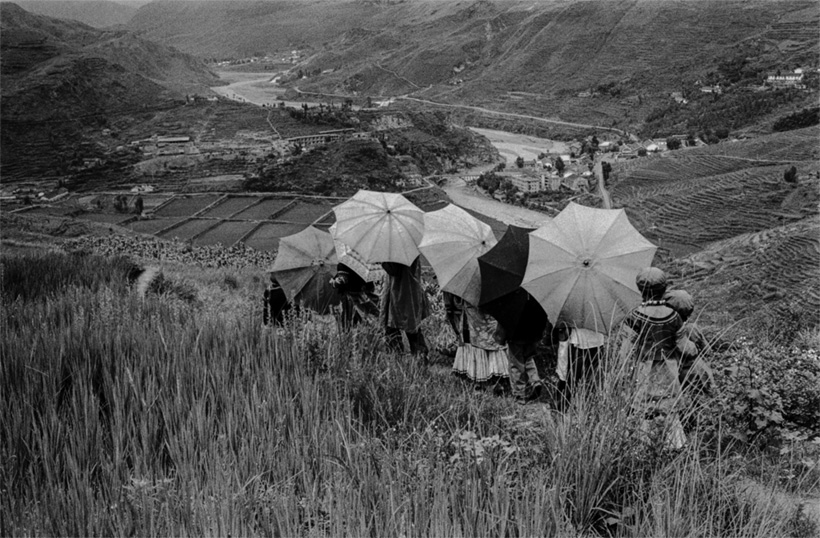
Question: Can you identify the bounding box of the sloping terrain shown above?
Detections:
[126,0,819,132]
[0,3,219,181]
[608,128,820,332]
[14,0,139,28]
[665,216,820,331]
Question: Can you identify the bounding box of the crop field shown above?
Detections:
[276,200,335,223]
[153,194,224,217]
[669,216,820,328]
[157,218,218,242]
[230,198,294,220]
[194,220,258,247]
[198,196,258,218]
[242,222,309,251]
[127,218,186,235]
[620,167,820,252]
[76,213,135,225]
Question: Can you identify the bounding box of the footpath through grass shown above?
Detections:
[1,251,818,536]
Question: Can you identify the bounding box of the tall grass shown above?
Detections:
[1,252,812,536]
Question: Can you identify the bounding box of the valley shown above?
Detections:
[2,2,820,535]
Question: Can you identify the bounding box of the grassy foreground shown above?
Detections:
[1,251,818,537]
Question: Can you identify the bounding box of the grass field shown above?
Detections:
[1,250,818,536]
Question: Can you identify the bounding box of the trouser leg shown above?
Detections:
[385,326,404,353]
[406,330,428,358]
[508,341,540,398]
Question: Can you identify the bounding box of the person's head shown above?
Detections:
[635,267,668,301]
[665,289,694,321]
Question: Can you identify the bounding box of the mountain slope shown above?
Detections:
[125,0,819,133]
[0,2,219,180]
[15,0,139,28]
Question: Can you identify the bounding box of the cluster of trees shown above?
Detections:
[476,171,517,198]
[642,88,802,139]
[773,107,820,132]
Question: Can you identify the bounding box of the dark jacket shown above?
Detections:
[379,258,430,332]
[622,300,683,362]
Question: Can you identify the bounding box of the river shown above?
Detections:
[211,71,360,109]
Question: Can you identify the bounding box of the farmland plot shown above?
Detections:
[276,201,335,224]
[158,219,217,242]
[621,167,820,251]
[230,199,294,220]
[153,194,223,217]
[127,218,186,235]
[76,213,135,225]
[242,222,308,251]
[671,216,820,327]
[198,196,259,218]
[195,221,258,247]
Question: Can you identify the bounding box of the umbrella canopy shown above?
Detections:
[329,222,385,282]
[477,225,535,305]
[332,190,425,266]
[481,288,549,341]
[269,226,341,314]
[521,202,657,333]
[418,204,497,305]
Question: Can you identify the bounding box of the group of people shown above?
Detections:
[264,255,713,443]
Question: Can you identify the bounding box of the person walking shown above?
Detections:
[620,267,686,449]
[554,321,605,407]
[494,289,550,404]
[664,289,715,396]
[263,275,290,327]
[380,257,430,359]
[444,292,509,390]
[329,263,379,328]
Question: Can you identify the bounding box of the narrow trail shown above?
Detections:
[266,109,282,140]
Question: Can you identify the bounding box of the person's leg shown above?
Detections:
[406,330,429,361]
[385,326,405,353]
[507,341,531,400]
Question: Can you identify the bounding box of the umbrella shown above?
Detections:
[521,202,657,333]
[418,204,497,305]
[328,222,385,282]
[269,226,341,314]
[332,190,425,265]
[477,225,535,305]
[481,287,549,341]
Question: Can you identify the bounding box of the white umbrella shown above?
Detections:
[521,202,657,333]
[332,190,425,266]
[418,204,497,305]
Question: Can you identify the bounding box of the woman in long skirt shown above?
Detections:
[444,292,509,389]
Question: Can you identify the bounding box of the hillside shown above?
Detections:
[15,0,139,28]
[607,127,820,330]
[125,0,819,134]
[0,2,220,181]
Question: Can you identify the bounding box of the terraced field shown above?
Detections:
[619,166,819,252]
[666,216,820,329]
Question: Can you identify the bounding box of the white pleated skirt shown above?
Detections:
[452,344,510,383]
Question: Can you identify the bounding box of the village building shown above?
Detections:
[766,71,806,89]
